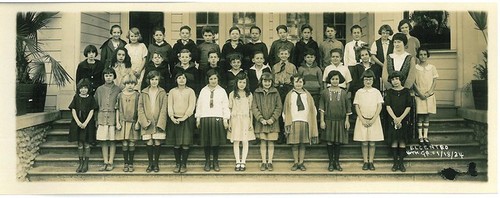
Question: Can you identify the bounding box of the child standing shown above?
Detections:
[115,74,140,172]
[196,69,230,172]
[141,51,171,91]
[224,53,246,95]
[351,47,383,92]
[385,71,412,172]
[414,48,438,146]
[198,26,221,72]
[283,73,319,171]
[147,26,173,65]
[269,25,295,67]
[76,45,104,95]
[202,50,227,89]
[138,70,168,173]
[125,27,148,91]
[319,70,351,172]
[69,78,98,173]
[100,25,127,68]
[172,49,201,95]
[168,72,196,173]
[171,25,200,68]
[94,68,122,171]
[228,72,255,171]
[109,47,132,90]
[252,72,282,171]
[294,24,320,67]
[353,70,384,171]
[298,48,323,107]
[322,48,352,90]
[243,26,269,71]
[344,25,366,67]
[221,27,245,71]
[247,51,272,93]
[319,24,344,69]
[370,24,394,68]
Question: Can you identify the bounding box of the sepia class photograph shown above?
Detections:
[1,0,497,195]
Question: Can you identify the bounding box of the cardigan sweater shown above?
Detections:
[283,88,318,144]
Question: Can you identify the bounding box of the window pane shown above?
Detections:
[287,13,309,43]
[233,12,256,43]
[407,11,451,49]
[196,12,219,45]
[208,13,219,24]
[323,12,346,45]
[197,13,207,24]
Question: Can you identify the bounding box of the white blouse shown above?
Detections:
[195,85,230,119]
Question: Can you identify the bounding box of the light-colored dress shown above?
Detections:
[414,64,438,114]
[125,43,148,90]
[353,88,384,142]
[228,91,255,142]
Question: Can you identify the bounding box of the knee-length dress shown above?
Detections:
[414,64,438,114]
[196,85,230,146]
[353,88,384,142]
[384,88,412,143]
[228,92,255,142]
[319,88,352,144]
[167,87,196,146]
[115,91,140,141]
[68,94,98,143]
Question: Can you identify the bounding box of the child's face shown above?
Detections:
[418,50,429,62]
[208,53,219,66]
[262,79,272,89]
[330,75,340,87]
[325,27,336,39]
[180,29,191,41]
[208,74,218,87]
[237,79,247,91]
[111,27,121,40]
[393,40,404,50]
[149,76,160,88]
[400,23,410,35]
[363,77,373,88]
[203,32,214,42]
[278,50,290,62]
[230,29,240,41]
[104,73,115,84]
[152,54,163,66]
[278,28,288,41]
[250,29,261,41]
[176,74,187,86]
[87,51,96,60]
[179,52,192,65]
[304,54,316,65]
[79,86,89,95]
[153,31,164,43]
[360,50,370,63]
[116,50,126,63]
[293,77,304,90]
[252,53,265,66]
[390,77,401,87]
[302,28,312,40]
[380,29,390,40]
[230,59,242,70]
[331,52,341,65]
[352,28,362,41]
[129,31,139,44]
[125,82,136,92]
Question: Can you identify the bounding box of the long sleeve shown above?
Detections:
[156,92,168,131]
[184,89,196,118]
[137,92,148,127]
[271,92,283,121]
[252,94,263,121]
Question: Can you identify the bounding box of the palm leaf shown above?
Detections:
[468,11,487,31]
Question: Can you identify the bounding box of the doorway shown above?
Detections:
[129,12,164,48]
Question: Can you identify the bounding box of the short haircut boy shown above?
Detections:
[276,25,288,32]
[330,48,343,57]
[178,49,192,57]
[250,25,261,33]
[350,25,363,34]
[208,49,219,58]
[325,24,336,31]
[253,50,264,58]
[304,48,316,57]
[228,53,243,62]
[180,25,191,32]
[202,26,214,34]
[83,45,98,57]
[153,26,165,34]
[301,24,313,32]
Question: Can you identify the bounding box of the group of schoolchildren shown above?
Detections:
[69,18,438,174]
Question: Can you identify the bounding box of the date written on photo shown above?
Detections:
[406,145,465,159]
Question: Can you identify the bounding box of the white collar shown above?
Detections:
[416,64,433,71]
[250,64,271,71]
[250,40,262,44]
[359,87,377,93]
[389,52,410,58]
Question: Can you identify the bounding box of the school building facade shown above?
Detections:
[39,11,487,111]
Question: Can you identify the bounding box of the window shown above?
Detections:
[286,13,309,44]
[196,12,219,45]
[404,11,451,50]
[233,12,256,43]
[323,12,347,45]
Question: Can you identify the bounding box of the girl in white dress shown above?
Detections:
[353,70,384,171]
[125,27,148,90]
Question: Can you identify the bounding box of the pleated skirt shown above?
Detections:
[321,120,349,144]
[199,117,227,147]
[287,121,310,144]
[166,116,195,146]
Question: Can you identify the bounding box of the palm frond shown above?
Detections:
[468,11,487,31]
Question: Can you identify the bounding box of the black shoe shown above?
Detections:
[76,157,83,173]
[328,161,334,172]
[260,163,267,171]
[179,164,187,173]
[81,157,89,173]
[335,161,343,171]
[153,164,160,172]
[418,138,425,147]
[267,163,273,171]
[240,163,246,171]
[204,161,211,172]
[391,162,399,172]
[291,163,299,171]
[424,138,431,147]
[299,163,307,171]
[369,162,375,170]
[173,164,180,173]
[399,162,406,172]
[213,161,220,172]
[146,164,153,173]
[362,162,369,170]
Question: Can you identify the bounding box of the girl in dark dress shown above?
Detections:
[68,78,98,173]
[76,45,104,95]
[385,71,412,172]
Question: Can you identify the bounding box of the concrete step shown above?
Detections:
[27,162,487,182]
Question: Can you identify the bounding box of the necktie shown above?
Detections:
[279,61,286,74]
[210,89,214,108]
[294,90,305,111]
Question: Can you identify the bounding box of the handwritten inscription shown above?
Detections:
[406,144,464,159]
